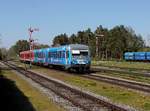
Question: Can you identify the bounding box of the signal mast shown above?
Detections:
[28,27,39,68]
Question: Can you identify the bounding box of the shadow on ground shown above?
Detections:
[0,70,36,111]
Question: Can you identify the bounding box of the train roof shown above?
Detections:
[20,44,89,53]
[20,50,33,54]
[47,44,89,51]
[69,44,89,50]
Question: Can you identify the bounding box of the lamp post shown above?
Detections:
[28,27,39,68]
[95,34,104,58]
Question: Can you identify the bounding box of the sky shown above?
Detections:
[0,0,150,48]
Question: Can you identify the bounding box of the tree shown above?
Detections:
[69,34,79,44]
[34,43,49,49]
[94,25,109,59]
[12,40,30,55]
[7,46,17,59]
[84,28,95,57]
[0,48,8,60]
[53,33,69,46]
[52,25,145,60]
[108,25,145,59]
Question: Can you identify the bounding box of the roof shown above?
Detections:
[69,44,89,50]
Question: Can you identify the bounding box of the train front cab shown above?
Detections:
[69,45,91,72]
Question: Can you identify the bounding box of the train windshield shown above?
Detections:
[72,50,88,59]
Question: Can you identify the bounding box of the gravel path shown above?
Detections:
[12,69,84,111]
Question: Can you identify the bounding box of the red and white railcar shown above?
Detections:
[20,50,34,62]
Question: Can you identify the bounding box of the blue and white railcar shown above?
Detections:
[47,45,69,66]
[33,49,47,65]
[134,52,146,61]
[47,44,91,72]
[33,49,39,63]
[146,52,150,61]
[124,52,134,60]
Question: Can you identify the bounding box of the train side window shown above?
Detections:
[55,52,57,58]
[48,52,51,58]
[58,51,61,58]
[63,51,65,58]
[59,51,61,58]
[53,52,54,58]
[40,52,41,58]
[38,52,40,58]
[51,52,54,58]
[50,52,51,58]
[42,52,44,58]
[68,51,69,58]
[52,52,54,58]
[41,52,43,58]
[43,53,45,58]
[57,51,59,58]
[66,51,69,58]
[57,51,58,58]
[54,52,56,58]
[66,51,67,58]
[53,52,55,58]
[61,51,63,58]
[56,51,58,58]
[39,52,40,58]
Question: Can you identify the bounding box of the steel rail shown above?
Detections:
[82,74,150,93]
[2,61,132,111]
[92,66,150,77]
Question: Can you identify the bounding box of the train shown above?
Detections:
[20,44,91,72]
[124,52,150,61]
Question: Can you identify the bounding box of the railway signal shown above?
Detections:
[95,34,104,58]
[28,27,39,68]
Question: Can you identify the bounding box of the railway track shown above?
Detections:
[2,61,133,111]
[93,64,150,72]
[5,60,150,93]
[92,66,150,77]
[82,74,150,93]
[7,61,150,93]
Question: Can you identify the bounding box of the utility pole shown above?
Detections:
[95,34,104,58]
[28,27,39,68]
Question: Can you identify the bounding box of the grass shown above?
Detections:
[1,70,65,111]
[92,60,150,70]
[14,61,150,110]
[30,67,150,111]
[16,61,150,84]
[96,72,150,84]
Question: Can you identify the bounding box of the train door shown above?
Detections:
[44,49,49,66]
[66,50,71,65]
